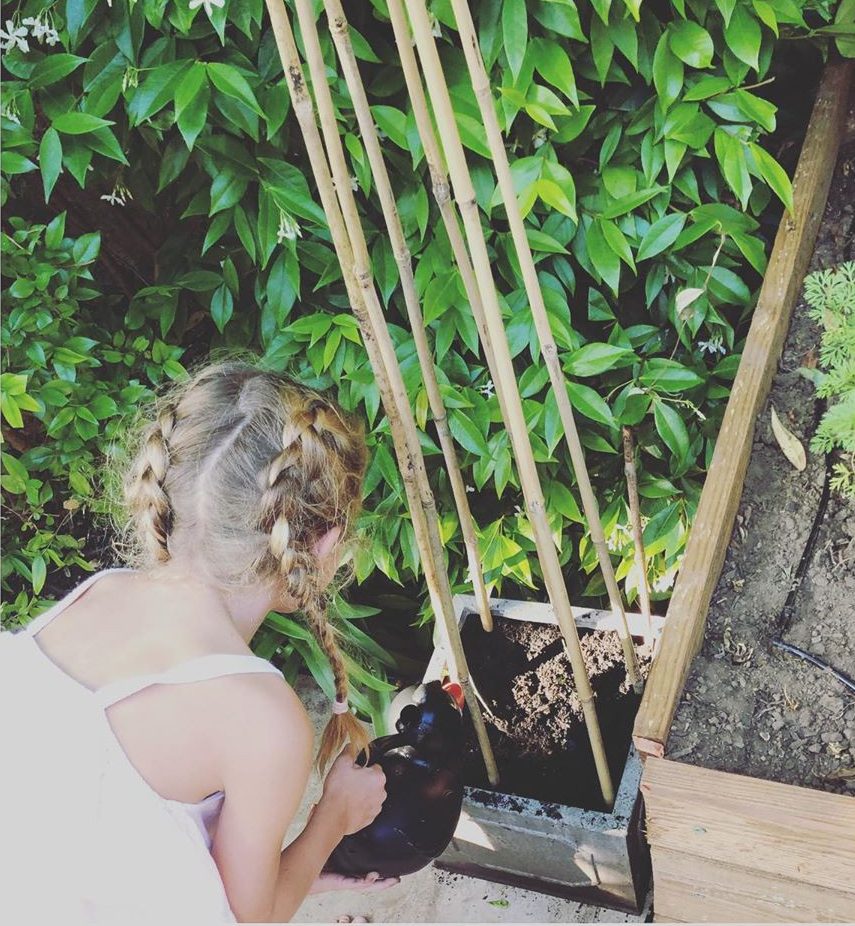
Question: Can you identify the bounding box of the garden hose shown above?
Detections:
[771,398,855,696]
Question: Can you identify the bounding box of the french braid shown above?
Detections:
[262,399,369,769]
[126,404,176,563]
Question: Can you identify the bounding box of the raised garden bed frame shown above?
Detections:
[632,60,855,924]
[424,596,662,914]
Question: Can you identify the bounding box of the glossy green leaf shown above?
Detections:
[654,400,690,461]
[653,33,684,112]
[530,38,578,107]
[51,112,114,135]
[565,343,634,377]
[206,62,263,115]
[29,54,88,91]
[502,0,528,80]
[586,220,621,294]
[38,129,62,201]
[636,213,686,261]
[210,283,234,333]
[567,381,616,427]
[639,359,705,393]
[714,128,751,210]
[669,21,714,69]
[724,7,762,70]
[748,143,793,214]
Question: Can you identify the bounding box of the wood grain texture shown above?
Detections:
[633,61,854,755]
[652,847,855,922]
[642,758,855,898]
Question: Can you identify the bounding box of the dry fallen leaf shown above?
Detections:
[770,405,806,471]
[675,287,705,315]
[824,767,855,781]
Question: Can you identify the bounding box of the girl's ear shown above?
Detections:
[313,525,342,561]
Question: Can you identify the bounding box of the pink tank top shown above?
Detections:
[0,568,284,924]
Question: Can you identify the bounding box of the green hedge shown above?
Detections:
[1,1,847,637]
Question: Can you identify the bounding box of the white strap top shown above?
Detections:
[0,567,287,924]
[26,568,282,709]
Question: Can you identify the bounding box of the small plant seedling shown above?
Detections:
[802,262,855,497]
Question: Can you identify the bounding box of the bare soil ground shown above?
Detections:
[668,114,855,797]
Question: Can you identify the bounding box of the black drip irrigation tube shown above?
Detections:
[770,444,855,696]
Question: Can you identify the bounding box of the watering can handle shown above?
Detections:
[356,732,410,767]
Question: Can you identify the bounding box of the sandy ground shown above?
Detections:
[289,675,649,924]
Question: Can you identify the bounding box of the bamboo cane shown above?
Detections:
[265,0,499,785]
[447,0,642,694]
[320,0,493,634]
[397,0,614,805]
[622,427,654,641]
[380,1,502,399]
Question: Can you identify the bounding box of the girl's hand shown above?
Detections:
[309,871,400,895]
[319,750,387,836]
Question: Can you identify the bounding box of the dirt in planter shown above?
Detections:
[459,616,650,812]
[668,109,855,797]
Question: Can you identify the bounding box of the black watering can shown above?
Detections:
[325,679,466,878]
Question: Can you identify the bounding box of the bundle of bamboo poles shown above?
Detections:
[263,0,647,806]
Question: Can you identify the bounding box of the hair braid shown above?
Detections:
[126,404,176,563]
[263,401,369,769]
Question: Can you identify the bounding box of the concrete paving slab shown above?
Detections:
[290,675,649,924]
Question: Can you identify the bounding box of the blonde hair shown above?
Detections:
[111,359,369,769]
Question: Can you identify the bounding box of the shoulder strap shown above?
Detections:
[93,653,283,710]
[25,568,136,638]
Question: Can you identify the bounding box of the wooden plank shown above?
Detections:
[453,595,665,639]
[641,758,855,894]
[652,847,855,922]
[633,61,854,756]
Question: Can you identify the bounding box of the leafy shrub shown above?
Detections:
[0,1,844,645]
[802,261,855,498]
[0,214,187,625]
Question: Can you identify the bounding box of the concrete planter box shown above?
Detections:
[425,597,660,913]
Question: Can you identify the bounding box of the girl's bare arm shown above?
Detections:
[210,678,387,923]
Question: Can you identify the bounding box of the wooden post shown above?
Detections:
[264,0,499,785]
[320,0,493,634]
[632,60,854,758]
[397,0,615,805]
[447,0,642,693]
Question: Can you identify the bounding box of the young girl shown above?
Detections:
[0,360,398,924]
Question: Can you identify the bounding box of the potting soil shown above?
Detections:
[460,616,650,811]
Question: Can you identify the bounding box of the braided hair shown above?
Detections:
[118,360,369,767]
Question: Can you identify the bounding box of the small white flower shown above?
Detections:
[478,380,495,398]
[513,505,523,516]
[465,485,475,494]
[100,181,132,207]
[697,335,726,356]
[277,211,301,243]
[0,19,30,53]
[429,13,442,38]
[532,128,548,149]
[350,175,358,191]
[188,0,225,16]
[23,16,58,45]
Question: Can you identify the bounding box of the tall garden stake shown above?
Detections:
[264,0,500,785]
[397,0,615,804]
[320,0,494,634]
[623,427,654,641]
[381,0,504,414]
[448,0,642,693]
